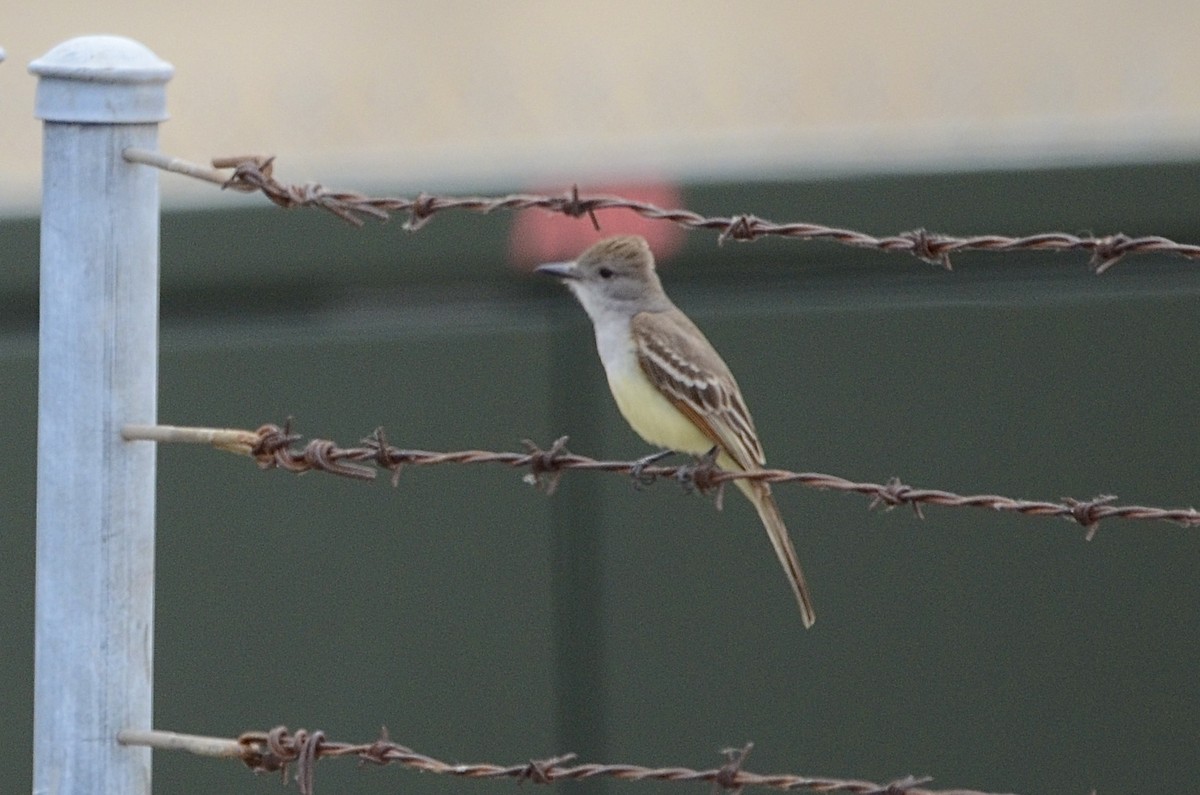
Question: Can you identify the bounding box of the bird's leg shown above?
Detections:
[629,448,675,488]
[676,446,725,508]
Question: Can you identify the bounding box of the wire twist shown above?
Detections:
[120,725,1012,795]
[120,422,1200,534]
[121,149,1200,272]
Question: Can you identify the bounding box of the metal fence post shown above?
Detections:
[30,36,172,795]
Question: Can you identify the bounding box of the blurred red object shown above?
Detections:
[508,182,686,271]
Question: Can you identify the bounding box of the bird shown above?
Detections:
[536,235,816,627]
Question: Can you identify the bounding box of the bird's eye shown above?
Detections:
[598,267,614,279]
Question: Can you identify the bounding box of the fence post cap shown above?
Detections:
[30,36,173,123]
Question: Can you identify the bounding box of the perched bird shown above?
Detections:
[536,235,816,627]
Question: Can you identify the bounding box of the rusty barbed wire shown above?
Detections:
[121,148,1200,272]
[118,726,1015,795]
[121,422,1200,536]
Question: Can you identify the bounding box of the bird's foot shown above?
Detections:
[629,449,674,489]
[676,446,725,508]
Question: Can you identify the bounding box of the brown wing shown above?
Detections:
[631,309,765,470]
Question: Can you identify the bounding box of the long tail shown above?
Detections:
[736,479,816,628]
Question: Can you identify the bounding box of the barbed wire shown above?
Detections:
[117,726,1017,795]
[121,422,1200,537]
[121,148,1200,273]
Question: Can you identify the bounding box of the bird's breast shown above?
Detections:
[605,362,715,457]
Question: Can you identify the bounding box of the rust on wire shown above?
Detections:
[119,148,1200,272]
[123,725,1010,795]
[122,422,1200,534]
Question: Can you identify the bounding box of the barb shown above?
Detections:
[121,148,1200,272]
[121,422,1200,534]
[117,726,1014,795]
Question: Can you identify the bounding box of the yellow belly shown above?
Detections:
[607,367,715,457]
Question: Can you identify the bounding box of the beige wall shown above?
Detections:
[3,1,1200,211]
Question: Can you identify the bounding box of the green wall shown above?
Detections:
[3,165,1199,794]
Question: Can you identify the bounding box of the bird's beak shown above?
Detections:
[534,261,579,280]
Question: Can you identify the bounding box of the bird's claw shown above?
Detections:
[676,447,725,506]
[629,449,674,489]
